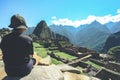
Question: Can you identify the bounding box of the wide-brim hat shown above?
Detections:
[8,14,28,29]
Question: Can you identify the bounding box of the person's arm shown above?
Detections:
[28,41,34,58]
[27,41,34,58]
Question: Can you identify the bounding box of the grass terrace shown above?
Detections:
[33,42,76,64]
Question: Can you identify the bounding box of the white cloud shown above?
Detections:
[51,9,120,27]
[117,9,120,14]
[95,14,120,24]
[51,16,57,19]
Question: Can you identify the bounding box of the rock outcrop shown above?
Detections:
[39,56,51,65]
[64,72,90,80]
[2,65,64,80]
[0,61,6,79]
[0,61,100,80]
[0,49,2,60]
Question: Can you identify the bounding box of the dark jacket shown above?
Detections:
[0,32,34,66]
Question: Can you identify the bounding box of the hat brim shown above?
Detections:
[8,24,13,28]
[14,25,27,29]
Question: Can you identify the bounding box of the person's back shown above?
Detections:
[1,32,33,66]
[0,14,36,77]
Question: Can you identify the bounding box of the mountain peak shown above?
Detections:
[33,20,50,38]
[88,20,103,28]
[91,20,101,25]
[38,20,48,28]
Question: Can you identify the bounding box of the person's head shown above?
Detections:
[9,14,28,33]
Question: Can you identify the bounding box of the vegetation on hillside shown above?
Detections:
[103,31,120,53]
[108,46,120,62]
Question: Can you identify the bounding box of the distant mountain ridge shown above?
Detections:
[76,21,110,50]
[49,21,120,51]
[105,21,120,33]
[49,25,77,44]
[24,27,35,35]
[25,20,120,52]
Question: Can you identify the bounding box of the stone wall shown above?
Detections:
[48,52,70,63]
[89,58,106,67]
[59,47,79,57]
[105,62,120,73]
[68,60,90,68]
[95,68,120,80]
[78,47,96,53]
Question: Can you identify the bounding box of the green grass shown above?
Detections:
[33,42,49,58]
[51,58,63,64]
[86,61,103,69]
[54,52,76,60]
[33,42,76,64]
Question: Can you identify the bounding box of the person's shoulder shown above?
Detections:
[20,34,32,41]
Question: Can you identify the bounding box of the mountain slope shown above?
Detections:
[24,27,35,35]
[76,21,110,50]
[110,21,120,33]
[49,25,76,44]
[50,21,111,51]
[105,21,120,33]
[102,31,120,52]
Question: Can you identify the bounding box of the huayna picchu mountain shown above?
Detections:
[33,20,69,41]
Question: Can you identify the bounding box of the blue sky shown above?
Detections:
[0,0,120,28]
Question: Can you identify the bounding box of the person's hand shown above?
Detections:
[29,54,33,58]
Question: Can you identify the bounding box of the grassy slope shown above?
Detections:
[33,42,76,64]
[54,52,76,60]
[86,61,103,69]
[33,43,49,58]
